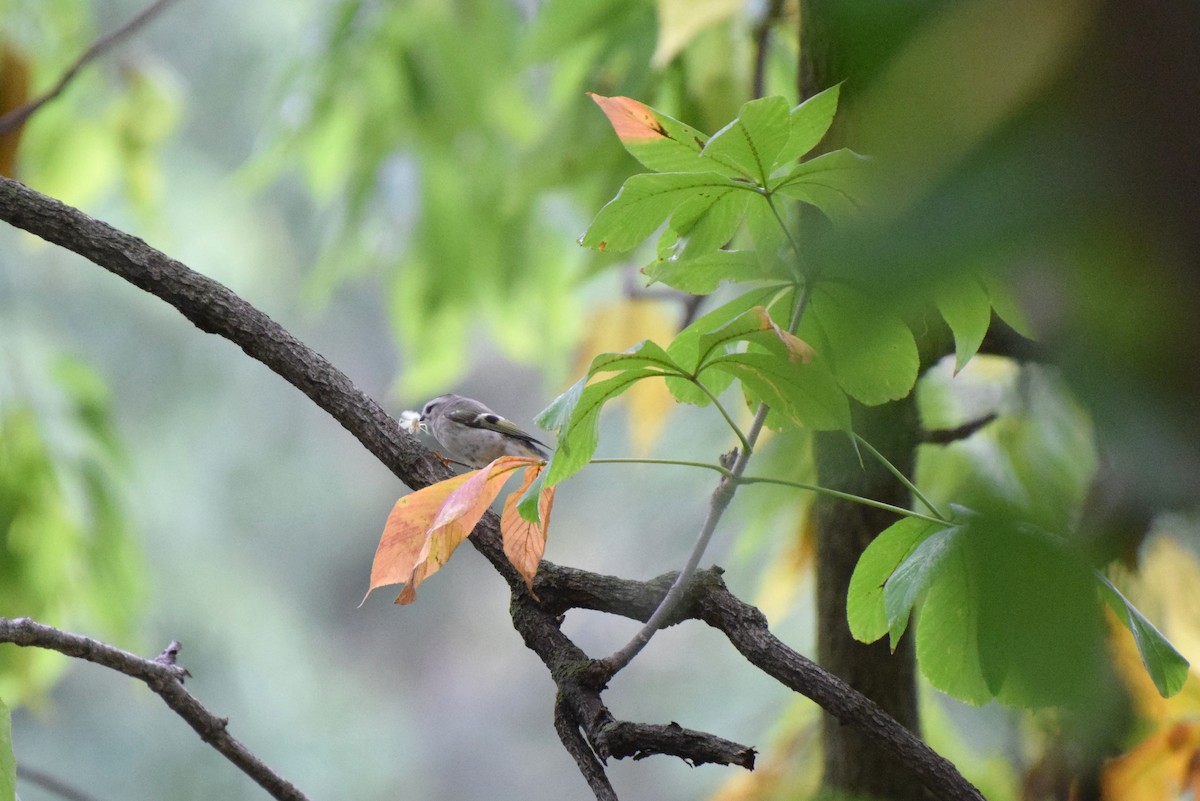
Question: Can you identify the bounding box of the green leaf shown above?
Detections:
[699,96,791,183]
[770,149,870,221]
[643,250,766,294]
[586,339,685,376]
[665,369,735,409]
[804,282,919,405]
[516,469,548,524]
[666,188,752,260]
[848,516,948,643]
[773,84,842,167]
[743,192,789,273]
[982,274,1035,338]
[543,368,661,487]
[883,525,962,647]
[536,375,587,437]
[0,699,13,801]
[1099,577,1190,698]
[667,285,789,374]
[936,273,993,374]
[581,172,753,254]
[911,512,1108,707]
[587,93,717,174]
[705,352,850,431]
[695,305,814,369]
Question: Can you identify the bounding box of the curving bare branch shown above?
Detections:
[0,617,310,801]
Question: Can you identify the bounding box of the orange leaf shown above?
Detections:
[366,456,539,605]
[366,471,476,601]
[500,464,556,595]
[588,94,670,143]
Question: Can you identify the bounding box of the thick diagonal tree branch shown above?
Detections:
[0,176,985,800]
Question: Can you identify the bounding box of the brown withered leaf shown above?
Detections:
[0,41,32,177]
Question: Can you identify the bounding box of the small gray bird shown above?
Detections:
[419,394,550,468]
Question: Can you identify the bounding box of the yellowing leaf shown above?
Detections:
[1102,723,1200,801]
[366,457,538,605]
[501,463,556,595]
[758,307,815,364]
[652,0,743,67]
[574,300,678,454]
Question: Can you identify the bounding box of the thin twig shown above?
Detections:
[751,0,786,100]
[0,618,310,801]
[0,0,180,135]
[536,563,987,801]
[15,765,104,801]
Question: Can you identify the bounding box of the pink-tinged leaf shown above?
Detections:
[588,93,728,175]
[589,94,673,143]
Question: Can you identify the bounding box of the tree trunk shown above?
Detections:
[815,401,925,801]
[798,4,926,797]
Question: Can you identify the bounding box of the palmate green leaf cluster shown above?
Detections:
[532,88,1190,707]
[539,87,862,487]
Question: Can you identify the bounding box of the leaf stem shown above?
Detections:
[853,433,946,520]
[690,379,752,454]
[766,194,805,269]
[588,457,945,525]
[589,457,732,477]
[734,476,945,525]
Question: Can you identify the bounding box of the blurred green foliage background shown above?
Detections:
[2,0,1199,799]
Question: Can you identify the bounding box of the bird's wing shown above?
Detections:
[446,408,549,448]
